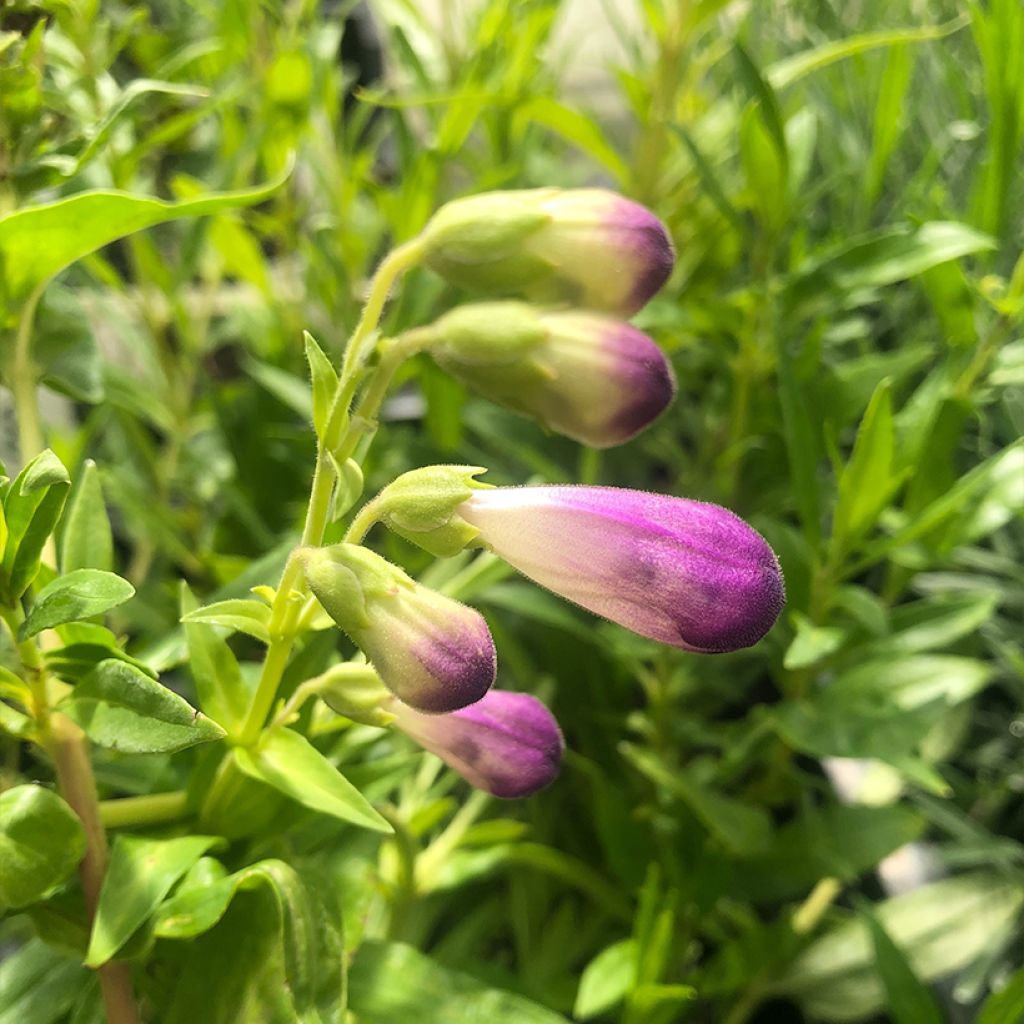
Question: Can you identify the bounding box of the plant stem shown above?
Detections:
[99,790,189,829]
[9,284,47,463]
[235,248,427,746]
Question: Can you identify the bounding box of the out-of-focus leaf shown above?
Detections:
[0,174,286,310]
[58,659,225,753]
[861,903,944,1024]
[348,941,569,1023]
[60,461,113,574]
[86,834,219,966]
[0,785,86,911]
[830,654,994,709]
[21,569,134,638]
[784,612,847,669]
[0,938,88,1024]
[977,965,1024,1024]
[775,874,1023,1022]
[574,939,636,1020]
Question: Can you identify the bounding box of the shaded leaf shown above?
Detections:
[21,569,134,638]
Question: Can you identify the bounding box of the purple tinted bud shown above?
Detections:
[391,690,564,798]
[301,545,497,713]
[421,188,675,317]
[459,487,785,653]
[431,304,676,448]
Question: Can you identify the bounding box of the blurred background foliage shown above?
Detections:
[1,0,1023,1021]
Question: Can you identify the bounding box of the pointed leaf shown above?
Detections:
[60,461,113,574]
[58,658,225,753]
[303,331,339,440]
[234,728,391,833]
[21,569,134,638]
[180,598,271,643]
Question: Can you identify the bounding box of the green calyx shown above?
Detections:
[314,664,395,728]
[430,302,549,366]
[374,465,489,558]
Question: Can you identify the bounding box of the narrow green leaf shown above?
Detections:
[181,582,252,734]
[86,834,219,966]
[734,41,788,171]
[0,785,86,911]
[234,728,392,833]
[60,461,113,574]
[833,379,899,550]
[866,44,915,205]
[1,449,70,602]
[58,659,226,753]
[21,569,134,638]
[860,904,944,1024]
[180,598,271,644]
[574,939,636,1019]
[303,330,339,440]
[0,173,287,310]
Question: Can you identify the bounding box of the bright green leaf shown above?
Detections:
[58,658,226,753]
[0,938,88,1024]
[234,728,391,833]
[21,569,134,638]
[180,598,271,644]
[574,939,636,1020]
[303,331,339,440]
[0,785,86,911]
[977,966,1024,1024]
[86,834,219,966]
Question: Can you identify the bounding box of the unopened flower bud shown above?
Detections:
[300,544,496,712]
[458,486,784,653]
[429,303,676,447]
[421,188,674,317]
[391,689,563,798]
[371,465,489,557]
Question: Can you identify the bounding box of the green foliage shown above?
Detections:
[0,2,1022,1022]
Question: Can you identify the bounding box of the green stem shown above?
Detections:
[9,284,47,462]
[99,790,189,830]
[234,251,428,747]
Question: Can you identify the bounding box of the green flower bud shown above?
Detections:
[372,465,489,557]
[299,544,496,713]
[420,188,675,317]
[428,302,676,448]
[315,664,396,728]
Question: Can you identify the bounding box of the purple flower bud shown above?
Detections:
[458,487,785,653]
[301,545,497,713]
[430,303,676,447]
[391,689,564,798]
[421,188,674,317]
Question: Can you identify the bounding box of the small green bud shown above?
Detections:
[374,465,489,557]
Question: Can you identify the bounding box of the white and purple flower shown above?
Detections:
[430,303,676,447]
[391,689,564,798]
[301,544,496,713]
[421,188,675,317]
[458,486,785,653]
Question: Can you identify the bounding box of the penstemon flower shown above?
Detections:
[390,689,564,798]
[427,302,676,447]
[300,544,496,713]
[420,188,675,317]
[457,486,785,653]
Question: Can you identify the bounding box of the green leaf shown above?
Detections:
[349,941,569,1024]
[787,222,997,315]
[784,612,847,669]
[831,654,994,709]
[21,569,134,638]
[85,834,219,966]
[574,939,636,1020]
[60,461,113,574]
[775,874,1023,1022]
[0,938,89,1024]
[33,288,104,404]
[0,174,287,311]
[181,583,251,735]
[978,966,1024,1024]
[866,591,1000,657]
[860,904,944,1024]
[234,728,392,833]
[180,598,271,644]
[623,745,771,854]
[833,379,902,551]
[734,41,788,172]
[1,449,70,603]
[0,785,86,911]
[58,659,226,753]
[303,331,339,440]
